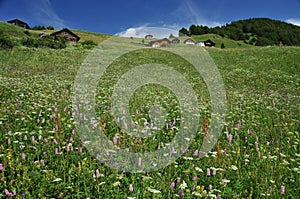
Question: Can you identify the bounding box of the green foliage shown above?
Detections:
[21,36,66,49]
[180,18,300,46]
[80,40,97,49]
[179,27,189,36]
[32,25,47,30]
[0,34,15,49]
[47,25,55,30]
[221,42,225,49]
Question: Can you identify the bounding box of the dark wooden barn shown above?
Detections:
[7,19,30,29]
[204,39,216,47]
[50,28,80,44]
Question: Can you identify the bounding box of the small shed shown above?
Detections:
[183,38,196,45]
[145,34,153,39]
[50,28,80,44]
[149,38,171,48]
[204,39,216,47]
[172,38,180,44]
[7,19,30,29]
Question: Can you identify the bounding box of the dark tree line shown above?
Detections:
[179,18,300,46]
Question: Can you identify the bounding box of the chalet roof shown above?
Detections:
[149,38,171,45]
[204,39,216,46]
[50,28,80,40]
[7,19,30,29]
[183,38,196,43]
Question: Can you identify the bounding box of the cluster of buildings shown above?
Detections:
[6,19,80,44]
[145,34,216,48]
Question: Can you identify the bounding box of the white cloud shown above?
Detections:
[28,0,66,29]
[116,25,179,39]
[286,18,300,26]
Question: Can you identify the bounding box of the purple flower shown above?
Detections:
[177,177,181,183]
[209,184,213,190]
[280,186,285,194]
[178,189,184,197]
[8,138,11,145]
[53,139,58,145]
[0,163,3,171]
[55,148,59,155]
[24,135,27,140]
[129,184,134,192]
[78,147,82,154]
[170,182,175,189]
[70,137,73,143]
[207,168,211,176]
[258,151,261,159]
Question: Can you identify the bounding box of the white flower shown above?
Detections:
[230,165,238,170]
[52,178,62,182]
[195,167,203,172]
[179,180,188,190]
[147,187,161,194]
[112,181,121,187]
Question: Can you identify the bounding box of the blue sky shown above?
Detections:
[1,0,300,38]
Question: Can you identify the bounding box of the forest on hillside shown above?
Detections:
[179,18,300,46]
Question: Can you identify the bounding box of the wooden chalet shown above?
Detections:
[145,34,153,39]
[204,39,216,47]
[7,19,30,29]
[149,38,171,48]
[183,38,196,45]
[171,38,180,44]
[50,28,80,44]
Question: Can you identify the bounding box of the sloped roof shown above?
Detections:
[7,19,30,29]
[50,28,80,40]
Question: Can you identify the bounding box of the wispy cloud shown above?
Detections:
[28,0,66,29]
[179,0,223,27]
[116,25,178,39]
[286,18,300,26]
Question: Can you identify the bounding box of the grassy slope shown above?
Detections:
[192,34,253,48]
[0,33,299,198]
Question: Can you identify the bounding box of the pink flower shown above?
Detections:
[192,175,197,181]
[8,138,11,145]
[0,163,3,171]
[193,149,199,156]
[41,160,45,166]
[22,153,26,160]
[177,177,181,183]
[170,182,175,189]
[209,184,213,190]
[55,148,59,155]
[229,134,233,142]
[207,168,211,176]
[258,151,261,159]
[157,144,160,150]
[113,135,118,145]
[280,186,285,194]
[24,135,27,140]
[4,189,12,197]
[213,168,217,176]
[129,184,134,192]
[95,169,101,178]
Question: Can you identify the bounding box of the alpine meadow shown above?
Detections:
[0,17,299,199]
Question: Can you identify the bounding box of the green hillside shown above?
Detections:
[180,17,300,46]
[191,34,252,48]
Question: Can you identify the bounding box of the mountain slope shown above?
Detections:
[180,18,300,46]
